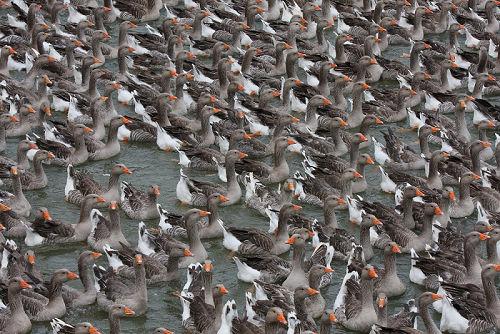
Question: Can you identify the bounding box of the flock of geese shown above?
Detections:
[0,0,498,331]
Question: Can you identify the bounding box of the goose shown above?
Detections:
[373,242,406,297]
[334,265,379,333]
[24,194,106,245]
[62,250,102,307]
[51,319,101,334]
[439,264,500,333]
[35,123,93,166]
[222,203,303,256]
[120,182,160,220]
[23,269,79,321]
[107,304,136,334]
[0,150,54,190]
[65,164,132,206]
[178,209,211,268]
[371,292,443,333]
[96,254,147,315]
[0,166,31,217]
[449,172,481,218]
[176,150,246,206]
[0,278,32,333]
[87,202,129,251]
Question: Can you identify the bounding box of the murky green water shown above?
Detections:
[2,5,499,333]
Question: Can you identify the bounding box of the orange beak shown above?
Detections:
[42,209,52,221]
[91,252,102,259]
[369,58,377,65]
[434,206,443,216]
[83,127,93,134]
[329,312,337,322]
[238,151,248,159]
[487,74,496,82]
[354,171,363,178]
[368,267,378,279]
[218,194,229,203]
[276,312,287,324]
[199,210,211,217]
[359,134,368,142]
[365,156,375,165]
[337,197,346,205]
[9,115,19,122]
[307,287,320,295]
[291,117,300,123]
[391,244,401,253]
[431,293,443,300]
[481,141,492,148]
[110,201,117,210]
[431,127,440,133]
[415,188,425,196]
[339,119,348,127]
[0,203,11,212]
[8,47,16,55]
[219,285,229,294]
[285,236,296,244]
[287,138,297,145]
[96,196,106,203]
[88,326,101,334]
[487,120,495,128]
[204,261,213,272]
[372,217,382,225]
[378,298,385,308]
[67,271,79,280]
[322,98,332,106]
[123,306,135,316]
[135,254,143,264]
[479,233,490,240]
[122,166,132,174]
[292,204,302,211]
[324,267,334,273]
[449,191,456,201]
[121,117,132,125]
[287,182,295,191]
[183,248,193,257]
[362,83,370,90]
[27,254,35,265]
[27,105,36,113]
[19,279,31,289]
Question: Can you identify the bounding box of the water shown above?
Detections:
[1,5,498,333]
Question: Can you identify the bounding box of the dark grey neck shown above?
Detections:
[418,300,441,334]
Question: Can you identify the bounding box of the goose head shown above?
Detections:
[328,116,349,130]
[360,214,382,227]
[35,207,52,221]
[342,167,364,181]
[152,328,173,334]
[358,153,375,166]
[111,163,132,176]
[419,291,442,306]
[53,268,79,283]
[73,323,101,334]
[109,304,136,318]
[376,292,388,309]
[265,307,287,326]
[7,277,31,293]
